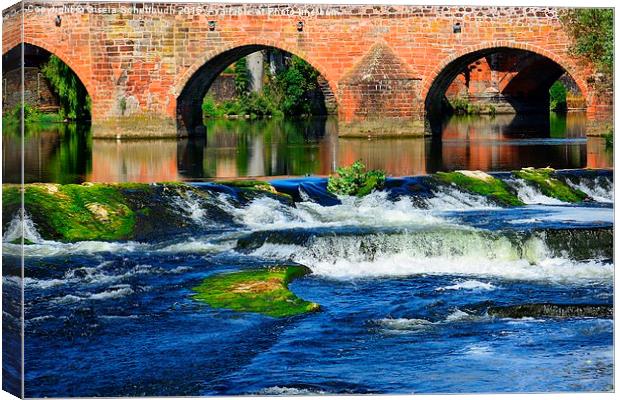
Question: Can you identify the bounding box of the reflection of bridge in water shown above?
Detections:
[3,113,613,183]
[2,3,612,138]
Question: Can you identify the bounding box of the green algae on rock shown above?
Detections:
[434,170,524,206]
[2,183,136,242]
[192,265,320,317]
[513,167,588,203]
[214,179,277,193]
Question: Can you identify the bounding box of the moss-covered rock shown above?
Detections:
[512,167,588,203]
[434,170,524,206]
[214,179,277,193]
[1,182,226,242]
[192,265,320,317]
[3,183,136,242]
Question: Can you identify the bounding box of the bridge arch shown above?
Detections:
[2,40,94,101]
[422,41,589,118]
[174,41,338,135]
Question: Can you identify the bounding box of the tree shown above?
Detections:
[41,55,91,120]
[560,9,613,74]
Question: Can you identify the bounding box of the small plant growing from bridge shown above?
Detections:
[327,160,386,197]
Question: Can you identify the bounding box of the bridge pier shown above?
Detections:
[91,115,180,139]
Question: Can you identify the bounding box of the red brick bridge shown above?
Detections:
[2,2,613,137]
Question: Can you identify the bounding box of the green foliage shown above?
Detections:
[41,55,91,120]
[450,97,496,115]
[192,265,320,317]
[2,103,63,127]
[202,95,224,118]
[271,55,321,116]
[513,167,588,203]
[327,160,387,197]
[202,93,281,119]
[234,57,251,96]
[560,9,613,74]
[434,171,524,206]
[603,130,613,149]
[549,81,567,112]
[203,52,328,119]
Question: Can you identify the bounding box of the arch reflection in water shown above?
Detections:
[427,112,590,173]
[178,117,338,178]
[3,113,611,183]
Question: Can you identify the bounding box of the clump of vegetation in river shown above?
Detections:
[560,9,613,75]
[41,55,91,120]
[327,160,387,197]
[513,167,588,203]
[434,170,524,206]
[192,265,320,317]
[549,81,568,112]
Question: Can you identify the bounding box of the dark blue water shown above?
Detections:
[3,172,614,396]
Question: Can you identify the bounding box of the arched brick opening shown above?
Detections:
[423,44,588,119]
[2,42,92,117]
[175,45,338,136]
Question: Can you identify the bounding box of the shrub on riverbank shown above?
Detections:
[603,130,613,148]
[549,81,568,112]
[203,54,326,120]
[449,97,496,116]
[327,160,387,197]
[2,103,64,128]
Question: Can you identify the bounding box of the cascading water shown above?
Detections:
[3,169,614,397]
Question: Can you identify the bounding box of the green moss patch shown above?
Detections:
[3,183,136,242]
[215,179,278,193]
[434,171,524,206]
[192,265,320,317]
[513,168,588,203]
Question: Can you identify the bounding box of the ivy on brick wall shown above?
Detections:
[560,9,613,75]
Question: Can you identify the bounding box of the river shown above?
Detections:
[1,112,614,396]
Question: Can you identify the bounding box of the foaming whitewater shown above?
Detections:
[221,191,445,230]
[505,179,566,205]
[170,189,209,226]
[249,228,612,284]
[436,280,496,291]
[565,176,614,203]
[2,213,44,244]
[427,185,497,210]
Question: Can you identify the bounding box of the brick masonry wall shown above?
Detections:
[2,2,612,136]
[3,67,60,113]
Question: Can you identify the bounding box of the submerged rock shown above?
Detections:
[512,167,589,203]
[488,303,613,319]
[433,171,524,206]
[192,265,320,317]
